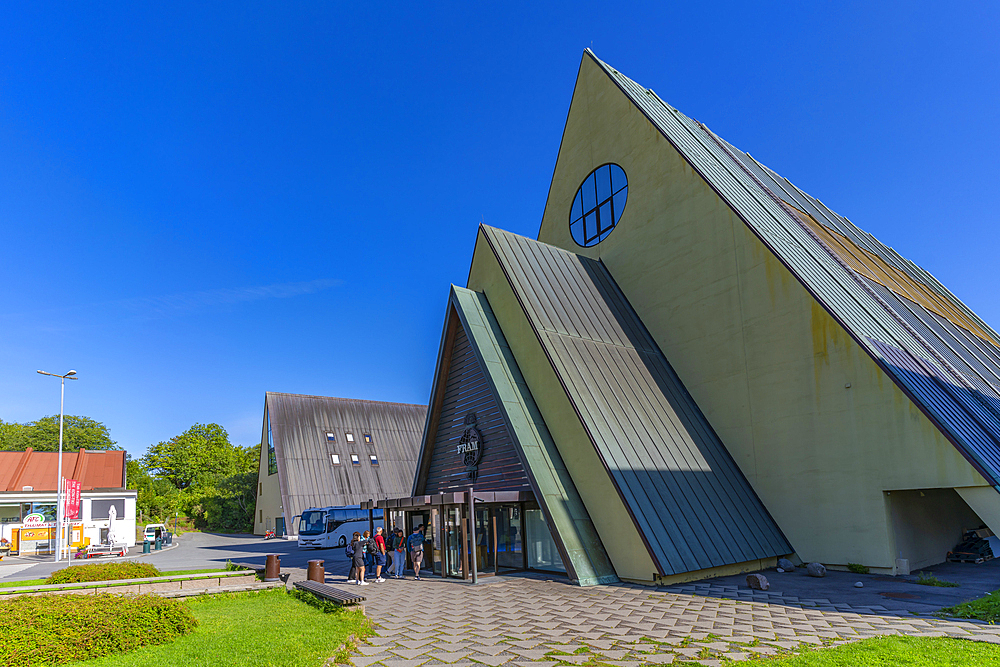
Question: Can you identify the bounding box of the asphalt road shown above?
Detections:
[0,532,354,582]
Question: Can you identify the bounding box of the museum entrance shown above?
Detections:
[376,491,564,581]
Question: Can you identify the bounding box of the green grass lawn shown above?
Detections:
[80,588,369,667]
[0,578,46,588]
[746,636,1000,665]
[939,588,1000,622]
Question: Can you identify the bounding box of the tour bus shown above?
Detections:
[297,505,384,549]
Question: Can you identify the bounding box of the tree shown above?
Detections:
[143,423,254,490]
[0,415,119,451]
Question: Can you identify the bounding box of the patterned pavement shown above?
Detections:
[344,574,1000,666]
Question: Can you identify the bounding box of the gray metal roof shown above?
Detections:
[588,50,1000,490]
[481,225,792,576]
[265,392,426,525]
[413,285,617,585]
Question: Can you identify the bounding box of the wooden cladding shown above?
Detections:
[423,318,530,494]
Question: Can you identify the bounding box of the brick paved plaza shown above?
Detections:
[346,575,1000,666]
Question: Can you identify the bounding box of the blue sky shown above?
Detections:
[2,3,998,457]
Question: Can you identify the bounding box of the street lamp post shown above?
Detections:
[37,369,78,562]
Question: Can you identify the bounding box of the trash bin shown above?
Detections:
[307,559,324,583]
[154,537,161,550]
[264,554,281,582]
[142,540,150,554]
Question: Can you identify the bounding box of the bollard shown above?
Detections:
[264,554,281,582]
[307,559,325,583]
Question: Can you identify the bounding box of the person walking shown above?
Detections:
[373,526,387,583]
[391,527,406,578]
[352,531,368,586]
[407,524,425,580]
[346,531,360,583]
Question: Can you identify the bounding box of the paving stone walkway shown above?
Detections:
[346,574,1000,666]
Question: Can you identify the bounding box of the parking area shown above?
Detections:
[0,531,354,582]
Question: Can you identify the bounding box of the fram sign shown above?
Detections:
[64,480,81,520]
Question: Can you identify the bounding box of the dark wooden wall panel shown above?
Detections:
[423,321,530,494]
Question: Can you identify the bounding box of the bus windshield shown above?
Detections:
[299,511,326,535]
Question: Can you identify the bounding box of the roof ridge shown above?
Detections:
[265,391,425,408]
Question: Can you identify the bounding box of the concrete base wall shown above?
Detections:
[0,572,259,599]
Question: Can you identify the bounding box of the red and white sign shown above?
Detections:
[64,479,81,520]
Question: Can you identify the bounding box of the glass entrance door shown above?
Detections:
[474,507,495,574]
[443,507,462,578]
[495,505,523,571]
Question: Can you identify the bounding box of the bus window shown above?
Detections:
[299,510,326,535]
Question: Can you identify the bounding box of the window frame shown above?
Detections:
[331,454,341,466]
[350,454,360,466]
[369,454,379,466]
[569,163,628,247]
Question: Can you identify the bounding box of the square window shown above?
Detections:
[331,454,341,466]
[346,433,354,443]
[326,432,336,442]
[369,454,379,466]
[363,434,373,444]
[350,454,360,465]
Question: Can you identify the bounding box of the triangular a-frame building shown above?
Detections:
[404,50,1000,585]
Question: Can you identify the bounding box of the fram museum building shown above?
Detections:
[371,50,1000,587]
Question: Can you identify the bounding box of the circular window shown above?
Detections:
[569,163,628,247]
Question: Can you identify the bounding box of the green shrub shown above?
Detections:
[46,561,161,584]
[847,562,869,575]
[915,571,960,587]
[0,593,196,666]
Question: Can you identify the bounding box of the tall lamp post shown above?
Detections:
[37,369,78,562]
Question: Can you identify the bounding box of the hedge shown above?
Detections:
[0,593,196,666]
[46,562,161,585]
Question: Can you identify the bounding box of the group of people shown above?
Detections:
[345,523,427,585]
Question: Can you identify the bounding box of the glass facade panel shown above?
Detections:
[267,411,277,475]
[525,509,564,572]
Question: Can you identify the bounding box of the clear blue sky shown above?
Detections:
[2,3,997,457]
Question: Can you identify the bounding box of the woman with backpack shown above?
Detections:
[346,531,360,583]
[351,531,368,586]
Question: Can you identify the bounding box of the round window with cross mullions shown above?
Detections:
[569,163,628,247]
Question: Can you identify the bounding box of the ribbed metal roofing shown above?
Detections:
[265,392,426,525]
[481,225,792,576]
[588,50,1000,489]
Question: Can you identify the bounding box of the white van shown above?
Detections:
[143,524,168,541]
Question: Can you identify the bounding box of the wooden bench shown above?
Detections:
[293,579,366,606]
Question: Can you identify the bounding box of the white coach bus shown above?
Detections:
[297,506,384,549]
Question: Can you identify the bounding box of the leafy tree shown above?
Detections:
[142,423,254,489]
[138,423,259,533]
[0,415,119,452]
